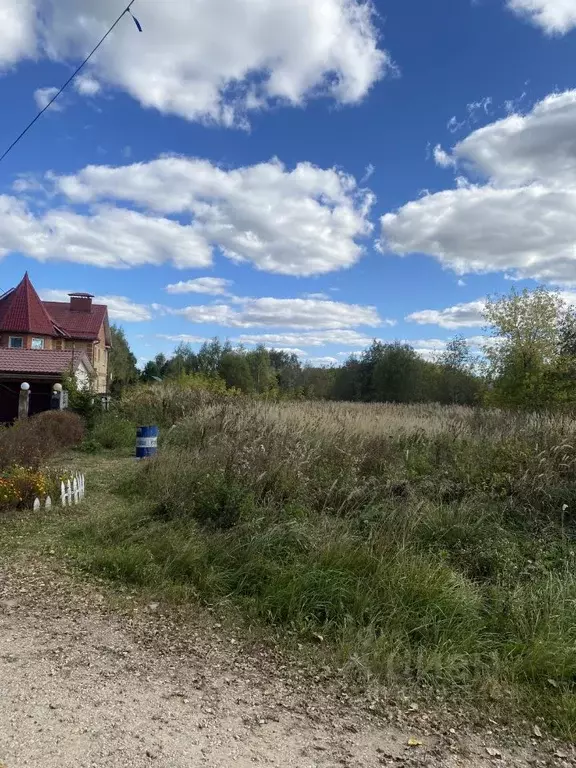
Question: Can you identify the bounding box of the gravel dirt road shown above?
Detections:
[0,562,573,768]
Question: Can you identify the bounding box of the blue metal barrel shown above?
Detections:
[136,425,159,459]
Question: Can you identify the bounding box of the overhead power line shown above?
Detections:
[0,1,143,167]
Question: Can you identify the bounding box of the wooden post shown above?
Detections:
[18,383,30,420]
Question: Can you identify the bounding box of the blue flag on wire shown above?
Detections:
[128,9,143,32]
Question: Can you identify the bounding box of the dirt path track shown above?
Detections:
[0,563,571,768]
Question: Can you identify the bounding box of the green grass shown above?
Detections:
[3,400,576,739]
[57,476,576,736]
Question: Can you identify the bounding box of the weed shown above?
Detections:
[91,414,135,450]
[32,398,576,737]
[0,411,85,470]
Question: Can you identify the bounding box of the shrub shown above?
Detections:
[114,378,238,428]
[6,465,50,504]
[31,410,85,448]
[0,477,22,510]
[61,373,100,427]
[91,414,135,450]
[0,411,85,470]
[0,421,47,470]
[0,465,76,511]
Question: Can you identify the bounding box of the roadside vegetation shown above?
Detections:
[3,286,576,738]
[59,399,576,738]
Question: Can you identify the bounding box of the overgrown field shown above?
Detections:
[58,396,576,737]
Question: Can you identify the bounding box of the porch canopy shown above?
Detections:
[0,349,92,422]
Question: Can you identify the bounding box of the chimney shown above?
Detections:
[69,292,94,312]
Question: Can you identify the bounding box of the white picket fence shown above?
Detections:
[32,472,86,511]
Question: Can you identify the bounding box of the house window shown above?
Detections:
[9,337,23,349]
[31,338,45,350]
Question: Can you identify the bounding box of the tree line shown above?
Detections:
[108,286,576,410]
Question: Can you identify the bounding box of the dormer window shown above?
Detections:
[31,338,45,350]
[9,336,23,349]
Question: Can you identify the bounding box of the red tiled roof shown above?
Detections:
[0,349,92,375]
[0,274,110,343]
[43,301,109,342]
[0,273,59,336]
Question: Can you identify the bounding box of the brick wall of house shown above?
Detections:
[94,324,109,394]
[0,333,54,350]
[63,339,93,356]
[60,331,107,393]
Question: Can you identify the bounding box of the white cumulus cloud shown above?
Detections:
[53,156,374,276]
[409,335,489,361]
[507,0,576,33]
[381,90,576,287]
[0,0,36,69]
[74,73,101,96]
[156,334,208,344]
[406,300,486,329]
[28,0,391,126]
[173,297,384,330]
[382,182,576,286]
[0,196,212,270]
[33,86,62,111]
[449,90,576,187]
[40,289,152,322]
[433,144,454,168]
[306,356,339,367]
[236,330,377,347]
[165,278,233,296]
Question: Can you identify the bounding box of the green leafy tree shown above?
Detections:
[141,359,161,382]
[197,338,232,377]
[359,341,387,400]
[108,325,138,395]
[299,366,336,399]
[154,353,168,376]
[372,343,422,403]
[438,336,481,405]
[269,350,302,393]
[331,341,385,402]
[163,343,198,378]
[559,307,576,358]
[546,306,576,403]
[219,352,254,393]
[484,287,566,409]
[246,345,276,393]
[331,356,363,401]
[441,336,472,371]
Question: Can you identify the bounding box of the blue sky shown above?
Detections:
[1,0,576,366]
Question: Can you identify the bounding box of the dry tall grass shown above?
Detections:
[0,411,85,471]
[255,399,576,440]
[117,381,576,440]
[67,395,576,737]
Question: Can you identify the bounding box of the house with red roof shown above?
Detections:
[0,274,111,422]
